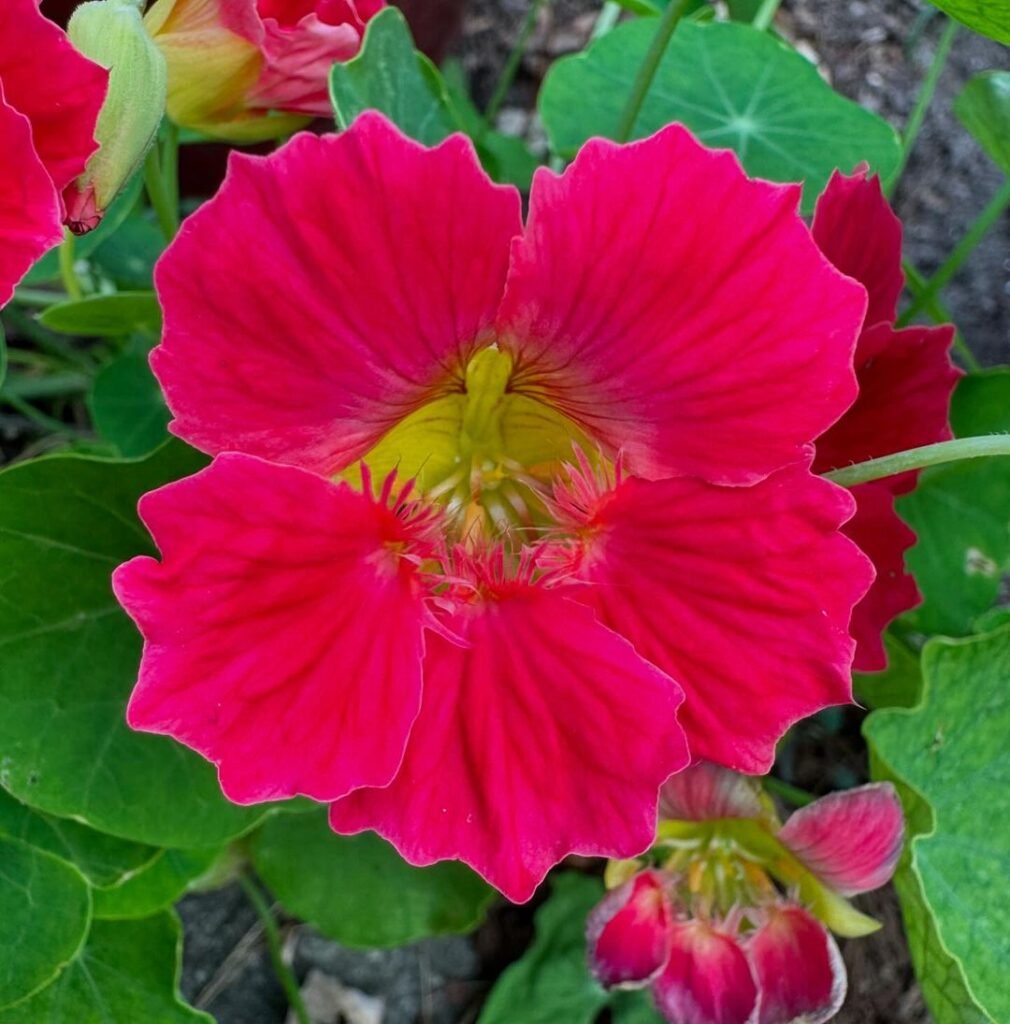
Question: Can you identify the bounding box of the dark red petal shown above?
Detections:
[153,113,521,475]
[811,168,903,329]
[652,921,758,1024]
[749,906,846,1024]
[329,579,689,903]
[843,483,920,672]
[778,783,904,896]
[814,322,959,489]
[114,454,428,805]
[497,124,865,485]
[587,871,673,988]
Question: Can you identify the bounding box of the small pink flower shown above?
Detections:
[587,764,904,1024]
[116,114,875,901]
[811,169,961,671]
[0,0,107,304]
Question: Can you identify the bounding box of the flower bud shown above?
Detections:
[64,0,168,234]
[144,0,381,144]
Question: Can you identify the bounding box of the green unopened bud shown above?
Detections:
[64,0,167,234]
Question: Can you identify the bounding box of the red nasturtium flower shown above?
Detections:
[587,763,904,1024]
[0,0,107,305]
[114,114,876,901]
[144,0,383,142]
[810,169,960,671]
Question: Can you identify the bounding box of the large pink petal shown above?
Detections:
[843,483,920,672]
[587,870,673,988]
[652,921,758,1024]
[329,577,690,903]
[0,0,107,194]
[778,783,903,897]
[114,454,429,805]
[496,124,865,485]
[748,906,846,1024]
[814,322,958,490]
[811,168,903,329]
[560,467,872,774]
[153,113,521,475]
[0,88,62,307]
[659,763,763,823]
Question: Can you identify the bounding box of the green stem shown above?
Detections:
[886,18,957,197]
[900,178,1010,322]
[58,232,83,301]
[238,874,309,1024]
[0,372,90,399]
[902,260,980,370]
[484,0,548,125]
[763,776,815,807]
[825,435,1010,488]
[11,288,64,309]
[591,0,621,39]
[161,120,180,214]
[0,393,86,436]
[751,0,783,32]
[614,0,692,142]
[144,144,180,242]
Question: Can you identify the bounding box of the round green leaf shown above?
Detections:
[0,913,211,1023]
[93,847,221,920]
[250,810,494,947]
[927,1,1010,44]
[38,292,161,338]
[866,627,1010,1022]
[89,349,170,457]
[539,19,900,212]
[0,788,158,888]
[0,442,266,847]
[956,72,1010,174]
[0,837,91,1009]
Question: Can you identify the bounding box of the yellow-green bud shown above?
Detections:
[64,0,167,234]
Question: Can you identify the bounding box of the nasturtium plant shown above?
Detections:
[1,0,1009,1021]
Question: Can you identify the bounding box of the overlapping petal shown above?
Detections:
[658,762,764,823]
[653,922,758,1024]
[0,0,107,197]
[113,454,430,804]
[841,484,920,671]
[748,906,846,1024]
[587,870,672,988]
[329,576,689,903]
[814,322,958,488]
[153,114,521,475]
[560,467,873,773]
[778,783,903,897]
[0,89,62,306]
[811,168,903,329]
[496,125,866,484]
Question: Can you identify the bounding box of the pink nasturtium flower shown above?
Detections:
[0,0,107,305]
[587,763,904,1024]
[810,169,960,671]
[144,0,383,142]
[114,113,878,902]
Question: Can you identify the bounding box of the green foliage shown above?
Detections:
[854,632,923,709]
[39,291,161,338]
[479,873,625,1024]
[0,441,267,847]
[93,847,221,920]
[538,19,900,211]
[956,72,1010,173]
[0,914,211,1023]
[250,810,494,947]
[927,1,1010,44]
[898,369,1010,635]
[329,7,457,145]
[0,837,91,1009]
[866,627,1010,1023]
[89,347,170,457]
